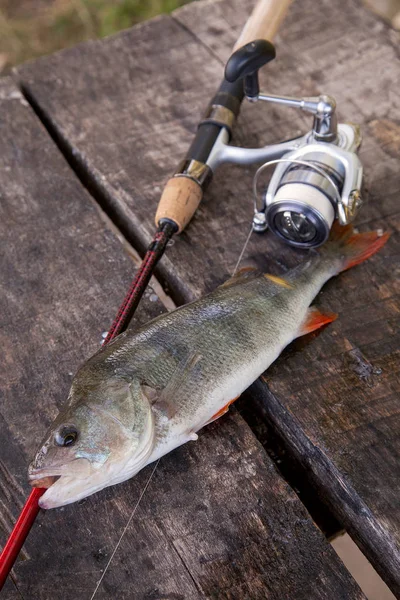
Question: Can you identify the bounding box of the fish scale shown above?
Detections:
[28,225,390,508]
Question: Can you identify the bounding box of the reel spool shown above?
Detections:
[253,157,343,247]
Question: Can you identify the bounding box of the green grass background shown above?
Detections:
[0,0,192,72]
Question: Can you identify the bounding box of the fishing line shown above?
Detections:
[232,223,254,276]
[90,459,160,600]
[90,219,251,599]
[92,214,251,598]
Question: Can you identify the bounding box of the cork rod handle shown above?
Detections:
[233,0,292,50]
[155,177,203,234]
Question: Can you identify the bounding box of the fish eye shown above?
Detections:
[55,425,79,447]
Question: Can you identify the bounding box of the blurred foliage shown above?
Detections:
[0,0,192,72]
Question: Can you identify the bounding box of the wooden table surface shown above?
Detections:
[0,0,399,597]
[0,77,365,600]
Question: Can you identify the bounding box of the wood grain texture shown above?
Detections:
[164,1,400,590]
[14,0,400,593]
[0,79,363,598]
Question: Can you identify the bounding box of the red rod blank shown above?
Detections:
[0,488,45,588]
[0,222,175,591]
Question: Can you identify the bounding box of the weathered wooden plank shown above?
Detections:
[238,379,400,596]
[164,0,400,591]
[0,78,364,598]
[72,413,366,600]
[14,0,400,593]
[177,1,400,592]
[0,75,165,598]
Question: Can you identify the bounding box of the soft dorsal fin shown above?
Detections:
[220,266,259,289]
[264,274,293,289]
[298,306,337,337]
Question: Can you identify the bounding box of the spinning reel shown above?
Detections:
[207,40,363,248]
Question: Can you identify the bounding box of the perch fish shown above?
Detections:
[28,225,389,508]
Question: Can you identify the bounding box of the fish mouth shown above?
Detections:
[28,457,92,482]
[29,474,61,489]
[29,467,66,491]
[28,457,94,503]
[27,454,144,509]
[28,467,105,510]
[29,438,157,510]
[38,475,91,509]
[28,467,84,509]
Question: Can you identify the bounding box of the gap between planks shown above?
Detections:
[16,80,175,316]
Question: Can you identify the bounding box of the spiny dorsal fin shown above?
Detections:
[220,266,259,289]
[298,306,338,337]
[264,274,293,289]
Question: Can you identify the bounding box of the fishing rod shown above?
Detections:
[0,0,366,588]
[0,0,293,588]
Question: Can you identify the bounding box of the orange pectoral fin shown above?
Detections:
[298,306,338,336]
[205,396,240,425]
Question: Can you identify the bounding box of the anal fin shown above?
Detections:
[298,306,337,336]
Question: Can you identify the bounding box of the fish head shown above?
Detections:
[28,377,155,509]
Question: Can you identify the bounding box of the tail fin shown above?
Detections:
[320,222,390,273]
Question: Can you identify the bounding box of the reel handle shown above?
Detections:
[225,40,276,99]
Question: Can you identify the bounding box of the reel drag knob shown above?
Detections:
[225,39,276,99]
